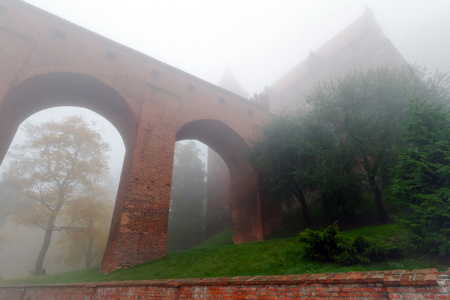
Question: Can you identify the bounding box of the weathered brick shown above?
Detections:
[2,270,448,299]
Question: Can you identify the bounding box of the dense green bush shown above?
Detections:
[297,223,403,265]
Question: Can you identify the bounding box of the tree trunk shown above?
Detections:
[34,226,54,276]
[373,185,389,224]
[293,188,311,225]
[34,190,65,276]
[366,170,389,224]
[85,222,94,268]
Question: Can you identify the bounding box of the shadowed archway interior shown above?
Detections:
[176,119,263,244]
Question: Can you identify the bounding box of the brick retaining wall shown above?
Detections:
[1,269,449,299]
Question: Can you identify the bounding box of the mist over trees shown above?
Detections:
[249,116,320,225]
[250,65,450,227]
[55,181,114,268]
[0,175,25,247]
[2,116,113,276]
[167,141,206,253]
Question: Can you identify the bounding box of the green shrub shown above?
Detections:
[297,223,403,265]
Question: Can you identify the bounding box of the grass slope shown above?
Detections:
[192,228,233,249]
[2,224,449,286]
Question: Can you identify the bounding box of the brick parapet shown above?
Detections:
[1,269,449,299]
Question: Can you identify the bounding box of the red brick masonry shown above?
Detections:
[1,269,449,299]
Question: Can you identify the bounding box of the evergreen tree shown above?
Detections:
[167,141,206,252]
[392,98,450,254]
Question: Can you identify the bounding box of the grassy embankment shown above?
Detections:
[1,224,449,286]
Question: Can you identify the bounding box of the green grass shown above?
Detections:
[1,224,449,286]
[192,228,233,249]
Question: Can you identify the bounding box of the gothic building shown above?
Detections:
[267,8,405,113]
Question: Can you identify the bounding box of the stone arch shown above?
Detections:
[176,119,263,243]
[0,72,141,273]
[0,72,137,166]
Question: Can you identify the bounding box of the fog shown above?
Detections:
[20,0,450,94]
[0,222,75,279]
[1,0,450,279]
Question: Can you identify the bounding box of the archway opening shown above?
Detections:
[205,148,232,240]
[0,72,138,275]
[0,106,125,279]
[173,119,264,248]
[0,73,136,165]
[167,140,208,252]
[167,139,235,253]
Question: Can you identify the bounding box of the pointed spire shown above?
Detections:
[218,68,248,98]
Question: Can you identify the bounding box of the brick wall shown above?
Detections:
[1,269,449,299]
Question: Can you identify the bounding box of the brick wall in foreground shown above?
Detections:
[1,269,449,300]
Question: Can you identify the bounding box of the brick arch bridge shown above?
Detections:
[0,0,278,273]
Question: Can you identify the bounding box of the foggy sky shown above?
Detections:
[22,0,450,95]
